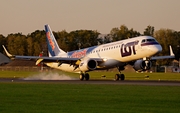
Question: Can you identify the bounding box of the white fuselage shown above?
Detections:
[46,36,162,73]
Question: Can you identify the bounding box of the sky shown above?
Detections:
[0,0,180,36]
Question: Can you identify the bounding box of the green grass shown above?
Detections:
[0,83,179,113]
[0,71,180,112]
[0,70,180,81]
[0,71,39,78]
[89,71,180,81]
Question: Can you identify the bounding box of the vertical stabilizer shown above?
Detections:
[45,24,66,57]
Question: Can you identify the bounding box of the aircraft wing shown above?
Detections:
[151,45,175,60]
[2,45,104,67]
[151,55,175,60]
[2,45,78,64]
[13,56,104,66]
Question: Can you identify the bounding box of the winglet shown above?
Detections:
[2,45,14,58]
[169,45,175,56]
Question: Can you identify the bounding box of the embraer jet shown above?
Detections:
[3,25,175,81]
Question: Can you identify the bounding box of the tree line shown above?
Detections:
[0,25,180,65]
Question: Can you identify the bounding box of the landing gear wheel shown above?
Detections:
[85,73,90,80]
[120,74,125,80]
[115,74,120,81]
[115,74,125,81]
[79,73,84,80]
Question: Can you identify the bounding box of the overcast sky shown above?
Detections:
[0,0,180,36]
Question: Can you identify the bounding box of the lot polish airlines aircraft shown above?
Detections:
[3,25,175,81]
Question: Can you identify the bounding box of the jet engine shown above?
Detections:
[79,59,97,71]
[133,60,152,71]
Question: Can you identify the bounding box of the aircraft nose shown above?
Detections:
[150,45,162,54]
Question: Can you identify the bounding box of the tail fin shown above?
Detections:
[45,24,66,57]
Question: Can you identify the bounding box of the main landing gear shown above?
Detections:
[115,74,125,81]
[79,73,90,81]
[79,72,125,81]
[79,66,126,81]
[115,66,125,81]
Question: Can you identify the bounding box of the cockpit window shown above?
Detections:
[147,39,155,42]
[141,39,156,43]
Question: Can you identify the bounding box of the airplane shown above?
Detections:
[2,24,175,81]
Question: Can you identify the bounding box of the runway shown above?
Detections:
[0,78,180,86]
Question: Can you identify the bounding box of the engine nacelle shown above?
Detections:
[79,59,97,71]
[133,60,152,71]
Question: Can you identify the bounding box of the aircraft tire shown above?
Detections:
[85,73,90,80]
[120,74,125,80]
[80,73,84,80]
[115,74,120,81]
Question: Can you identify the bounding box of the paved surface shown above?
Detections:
[0,78,180,86]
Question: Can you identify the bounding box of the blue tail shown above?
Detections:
[45,24,66,57]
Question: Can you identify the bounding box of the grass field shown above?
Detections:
[0,83,180,113]
[0,71,180,112]
[0,70,180,81]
